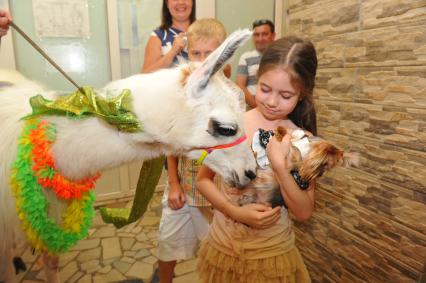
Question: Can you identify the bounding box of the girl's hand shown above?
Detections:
[171,33,187,54]
[266,134,293,172]
[167,183,186,210]
[230,203,281,229]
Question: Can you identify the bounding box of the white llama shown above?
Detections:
[0,30,256,282]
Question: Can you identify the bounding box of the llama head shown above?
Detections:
[177,29,256,188]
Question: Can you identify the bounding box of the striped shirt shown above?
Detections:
[237,50,261,96]
[178,157,211,207]
[151,27,188,66]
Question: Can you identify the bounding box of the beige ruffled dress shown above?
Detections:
[197,179,311,283]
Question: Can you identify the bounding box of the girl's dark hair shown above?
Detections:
[160,0,196,30]
[258,36,318,135]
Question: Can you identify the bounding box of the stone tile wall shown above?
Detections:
[285,1,426,282]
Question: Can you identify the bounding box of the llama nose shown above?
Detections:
[245,170,256,180]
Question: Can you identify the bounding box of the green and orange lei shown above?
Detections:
[10,119,99,254]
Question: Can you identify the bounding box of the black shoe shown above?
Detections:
[150,268,160,283]
[13,257,27,274]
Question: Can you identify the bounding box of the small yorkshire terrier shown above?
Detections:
[236,127,359,208]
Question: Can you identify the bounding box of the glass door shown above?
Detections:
[8,0,111,91]
[117,0,162,77]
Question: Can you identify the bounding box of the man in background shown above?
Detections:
[236,19,275,109]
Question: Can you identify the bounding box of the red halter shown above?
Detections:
[195,135,247,165]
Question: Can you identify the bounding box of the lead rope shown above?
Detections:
[9,21,85,93]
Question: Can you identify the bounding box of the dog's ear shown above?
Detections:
[300,141,359,181]
[274,126,287,142]
[299,141,342,181]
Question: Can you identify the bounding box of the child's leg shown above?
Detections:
[159,260,176,283]
[158,200,199,282]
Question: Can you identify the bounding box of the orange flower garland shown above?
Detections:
[10,119,100,253]
[29,120,100,199]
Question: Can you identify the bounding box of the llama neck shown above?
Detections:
[48,116,152,181]
[114,72,203,151]
[48,72,198,181]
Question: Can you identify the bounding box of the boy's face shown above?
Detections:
[188,38,220,62]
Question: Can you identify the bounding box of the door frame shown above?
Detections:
[275,0,284,38]
[0,0,16,69]
[106,0,121,81]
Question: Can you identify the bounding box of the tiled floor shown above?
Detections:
[16,171,201,283]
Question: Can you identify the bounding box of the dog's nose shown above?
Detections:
[245,170,256,180]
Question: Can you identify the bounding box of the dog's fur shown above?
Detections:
[236,127,359,207]
[0,30,256,282]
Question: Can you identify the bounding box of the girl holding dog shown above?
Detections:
[196,36,318,283]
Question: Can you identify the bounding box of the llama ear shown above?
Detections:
[186,29,252,98]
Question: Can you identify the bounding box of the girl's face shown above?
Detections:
[167,0,193,23]
[255,68,301,121]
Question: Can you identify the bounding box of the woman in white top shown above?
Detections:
[141,0,196,73]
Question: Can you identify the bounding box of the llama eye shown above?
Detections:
[208,119,238,137]
[217,126,237,136]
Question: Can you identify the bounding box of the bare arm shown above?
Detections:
[166,156,185,210]
[196,166,281,228]
[267,135,315,221]
[141,34,186,73]
[236,75,257,108]
[274,170,315,221]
